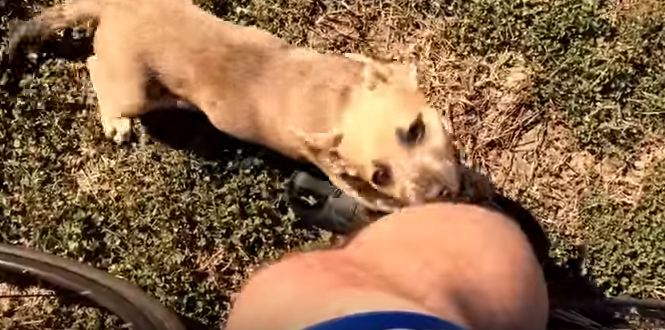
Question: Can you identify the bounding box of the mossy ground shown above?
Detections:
[1,0,664,329]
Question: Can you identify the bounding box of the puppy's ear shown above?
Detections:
[407,62,418,89]
[291,126,402,213]
[344,52,393,90]
[389,61,419,90]
[291,128,350,175]
[297,130,342,152]
[343,52,374,64]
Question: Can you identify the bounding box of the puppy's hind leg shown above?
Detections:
[86,54,148,144]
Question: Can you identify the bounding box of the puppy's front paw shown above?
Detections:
[102,117,132,144]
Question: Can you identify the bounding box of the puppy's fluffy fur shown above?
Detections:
[7,0,484,213]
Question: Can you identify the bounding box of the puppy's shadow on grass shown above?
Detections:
[138,106,314,176]
[138,106,335,234]
[1,25,95,95]
[138,106,329,235]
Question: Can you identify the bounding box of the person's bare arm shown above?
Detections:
[225,203,549,330]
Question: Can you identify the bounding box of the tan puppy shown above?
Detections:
[7,0,470,213]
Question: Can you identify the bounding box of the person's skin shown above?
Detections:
[225,203,549,330]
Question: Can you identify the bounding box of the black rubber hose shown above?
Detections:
[286,170,551,265]
[0,243,187,330]
[286,170,374,234]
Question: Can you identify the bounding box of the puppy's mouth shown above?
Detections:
[425,184,447,200]
[413,172,462,203]
[405,184,446,205]
[432,171,463,199]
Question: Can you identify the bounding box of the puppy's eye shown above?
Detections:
[371,163,392,187]
[397,113,425,146]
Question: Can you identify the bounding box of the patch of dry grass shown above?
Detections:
[0,283,55,329]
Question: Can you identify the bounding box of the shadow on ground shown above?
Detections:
[138,107,336,237]
[493,194,664,329]
[138,108,303,174]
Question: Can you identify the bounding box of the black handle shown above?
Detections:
[286,170,368,234]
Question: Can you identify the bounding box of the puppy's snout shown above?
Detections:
[423,177,457,201]
[405,163,462,204]
[400,151,463,205]
[431,162,462,198]
[424,183,446,200]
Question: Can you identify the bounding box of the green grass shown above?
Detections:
[581,158,665,298]
[424,0,665,300]
[1,0,665,328]
[403,0,665,300]
[436,0,665,156]
[0,56,325,326]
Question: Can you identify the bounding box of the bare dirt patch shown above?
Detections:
[611,0,665,21]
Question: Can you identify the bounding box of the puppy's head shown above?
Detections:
[298,53,463,212]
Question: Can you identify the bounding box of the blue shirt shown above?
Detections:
[305,310,467,330]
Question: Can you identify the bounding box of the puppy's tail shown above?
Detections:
[6,0,104,64]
